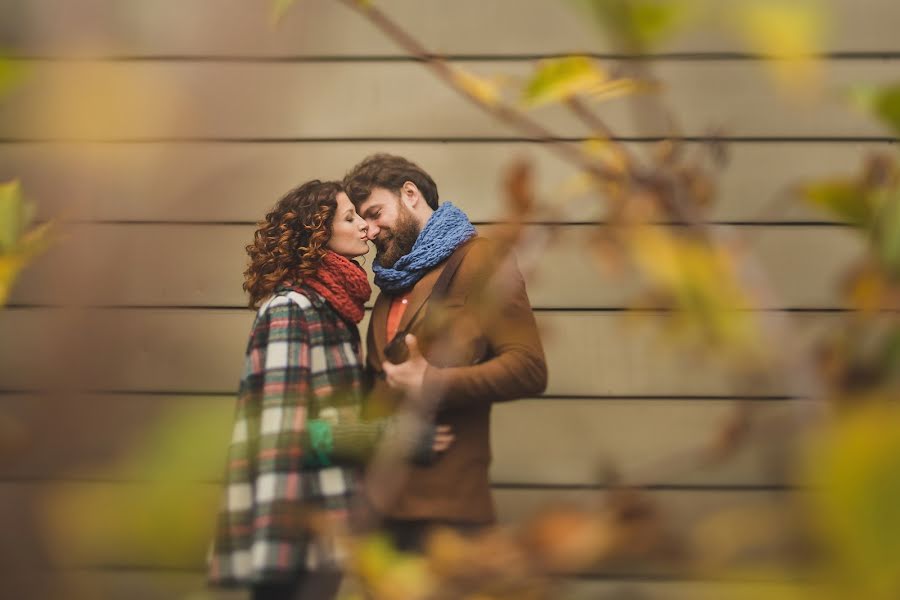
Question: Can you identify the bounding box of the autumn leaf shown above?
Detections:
[629,227,761,352]
[0,181,53,306]
[271,0,300,25]
[583,138,629,175]
[0,58,26,98]
[804,403,900,598]
[451,66,501,107]
[523,56,602,107]
[873,188,900,277]
[572,0,701,51]
[731,0,826,94]
[799,179,874,227]
[847,84,900,137]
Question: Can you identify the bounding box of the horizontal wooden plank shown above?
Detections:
[6,569,814,600]
[0,141,886,224]
[0,394,809,486]
[0,61,894,139]
[5,0,900,56]
[3,481,796,569]
[3,569,812,600]
[8,223,865,309]
[0,309,842,395]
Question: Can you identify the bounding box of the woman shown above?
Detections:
[208,180,451,600]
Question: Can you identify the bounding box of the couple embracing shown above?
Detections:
[208,154,547,599]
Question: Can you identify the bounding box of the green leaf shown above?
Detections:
[848,84,900,137]
[799,179,874,227]
[571,0,699,51]
[522,56,608,107]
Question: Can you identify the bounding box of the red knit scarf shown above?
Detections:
[301,251,371,324]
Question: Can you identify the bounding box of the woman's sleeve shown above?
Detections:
[298,415,437,468]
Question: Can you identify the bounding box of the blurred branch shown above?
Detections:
[335,0,625,184]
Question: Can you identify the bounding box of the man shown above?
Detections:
[343,153,547,551]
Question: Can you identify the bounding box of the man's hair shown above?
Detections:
[343,153,439,210]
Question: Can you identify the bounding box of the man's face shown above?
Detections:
[357,187,420,268]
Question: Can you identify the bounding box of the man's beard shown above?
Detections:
[374,206,420,268]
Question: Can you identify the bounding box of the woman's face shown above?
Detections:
[326,192,370,258]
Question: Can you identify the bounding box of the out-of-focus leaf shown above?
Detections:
[41,481,219,568]
[523,56,605,107]
[0,179,25,251]
[804,403,900,598]
[572,0,701,51]
[630,227,761,352]
[37,400,238,569]
[584,138,629,175]
[848,84,900,137]
[873,188,900,276]
[799,179,874,227]
[731,0,826,94]
[0,181,53,306]
[271,0,300,25]
[451,67,501,107]
[352,534,435,600]
[0,58,26,98]
[103,399,233,481]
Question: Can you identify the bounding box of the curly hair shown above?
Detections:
[343,153,439,210]
[243,180,342,309]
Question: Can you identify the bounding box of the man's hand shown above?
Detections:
[382,334,428,401]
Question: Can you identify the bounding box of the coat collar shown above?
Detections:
[369,262,444,360]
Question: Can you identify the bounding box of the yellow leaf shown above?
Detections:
[804,403,900,597]
[522,56,609,107]
[0,57,26,98]
[451,67,501,107]
[584,138,629,175]
[732,0,827,94]
[573,0,703,51]
[629,227,760,351]
[270,0,299,26]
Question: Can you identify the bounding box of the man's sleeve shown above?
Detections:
[422,242,548,411]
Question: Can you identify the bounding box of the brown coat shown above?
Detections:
[364,237,547,523]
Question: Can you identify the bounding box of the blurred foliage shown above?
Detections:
[848,83,900,137]
[6,0,899,598]
[731,0,826,93]
[0,57,26,98]
[803,403,900,599]
[0,180,53,306]
[520,56,642,109]
[40,400,231,569]
[570,0,704,52]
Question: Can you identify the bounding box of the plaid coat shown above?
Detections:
[208,286,369,586]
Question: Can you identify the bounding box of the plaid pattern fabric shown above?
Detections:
[209,287,366,586]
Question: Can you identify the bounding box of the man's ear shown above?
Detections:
[400,181,420,208]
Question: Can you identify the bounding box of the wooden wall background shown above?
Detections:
[1,0,896,598]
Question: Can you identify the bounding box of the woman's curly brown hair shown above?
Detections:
[244,180,342,309]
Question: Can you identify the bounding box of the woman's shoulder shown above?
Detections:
[257,286,326,316]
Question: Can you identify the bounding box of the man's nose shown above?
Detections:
[366,223,379,240]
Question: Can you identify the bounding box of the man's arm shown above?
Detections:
[421,243,547,410]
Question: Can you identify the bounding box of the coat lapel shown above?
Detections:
[397,266,442,332]
[370,292,390,365]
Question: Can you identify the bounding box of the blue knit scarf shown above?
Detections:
[373,202,477,293]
